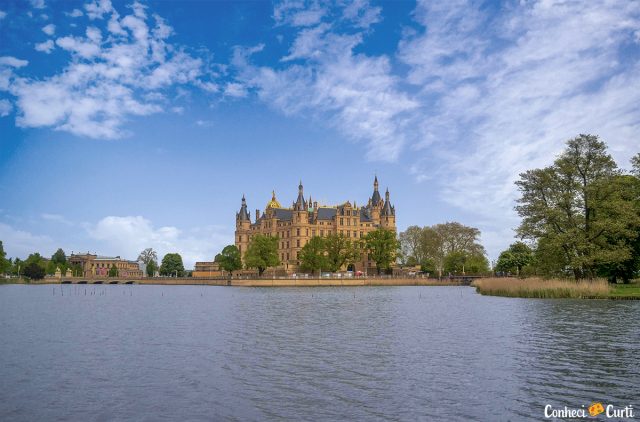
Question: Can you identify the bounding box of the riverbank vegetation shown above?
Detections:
[505,135,640,283]
[473,277,611,298]
[398,222,489,277]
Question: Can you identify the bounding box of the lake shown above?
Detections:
[0,285,638,421]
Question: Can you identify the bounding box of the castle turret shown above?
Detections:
[380,187,396,230]
[235,195,251,260]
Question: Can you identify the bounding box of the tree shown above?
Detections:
[108,264,118,277]
[0,241,10,275]
[443,251,488,275]
[495,242,534,276]
[159,253,185,277]
[51,248,66,265]
[138,248,158,266]
[515,134,637,279]
[215,245,243,277]
[398,226,426,266]
[244,234,279,276]
[298,236,328,274]
[631,153,640,177]
[23,262,45,280]
[398,223,487,277]
[145,260,158,277]
[324,234,359,272]
[364,229,399,274]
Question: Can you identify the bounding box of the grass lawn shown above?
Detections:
[609,282,640,299]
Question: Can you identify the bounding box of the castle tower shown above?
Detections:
[380,187,396,230]
[235,195,251,260]
[369,176,382,224]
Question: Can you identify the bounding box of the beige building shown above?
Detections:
[68,253,144,278]
[235,177,396,274]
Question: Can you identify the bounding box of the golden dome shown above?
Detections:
[266,190,282,209]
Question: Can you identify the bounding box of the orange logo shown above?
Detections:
[589,402,605,417]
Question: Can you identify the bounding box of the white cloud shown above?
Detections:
[42,23,55,36]
[273,0,326,27]
[0,223,56,259]
[67,9,83,18]
[0,10,7,20]
[236,4,417,161]
[87,216,231,268]
[2,1,217,139]
[35,39,55,54]
[223,82,247,98]
[0,56,28,68]
[397,0,640,258]
[30,0,46,10]
[0,99,12,116]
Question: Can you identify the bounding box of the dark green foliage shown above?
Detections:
[0,241,9,275]
[215,245,242,276]
[364,229,399,275]
[516,135,640,280]
[495,242,534,275]
[298,236,328,274]
[244,235,279,276]
[23,262,45,280]
[108,264,118,277]
[146,260,158,277]
[159,253,185,277]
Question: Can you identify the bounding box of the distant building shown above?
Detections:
[68,253,144,277]
[192,261,224,278]
[235,177,396,274]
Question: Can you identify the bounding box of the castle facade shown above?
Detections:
[235,177,396,274]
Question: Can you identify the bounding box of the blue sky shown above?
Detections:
[1,0,639,267]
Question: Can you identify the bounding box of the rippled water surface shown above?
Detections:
[1,285,639,421]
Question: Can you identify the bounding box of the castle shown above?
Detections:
[235,176,396,274]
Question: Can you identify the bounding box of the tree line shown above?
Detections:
[496,134,639,282]
[214,228,400,277]
[0,244,187,280]
[398,222,489,276]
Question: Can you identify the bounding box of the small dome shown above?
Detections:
[266,190,282,209]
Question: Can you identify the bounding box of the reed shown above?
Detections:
[472,277,610,299]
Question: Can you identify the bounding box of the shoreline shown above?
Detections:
[1,277,467,287]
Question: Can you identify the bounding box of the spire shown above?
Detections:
[382,188,393,216]
[294,181,306,211]
[237,195,250,222]
[371,175,382,206]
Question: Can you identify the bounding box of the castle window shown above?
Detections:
[312,230,316,236]
[306,229,308,236]
[347,231,350,237]
[287,241,289,248]
[296,240,300,247]
[286,253,289,260]
[320,230,324,236]
[296,228,300,236]
[340,218,343,225]
[347,219,350,226]
[354,231,357,238]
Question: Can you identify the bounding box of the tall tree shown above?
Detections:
[145,260,158,277]
[215,245,243,277]
[364,229,399,275]
[244,234,279,276]
[0,241,9,275]
[324,234,358,272]
[398,226,425,265]
[159,253,185,277]
[298,236,328,274]
[108,264,118,277]
[631,153,640,177]
[138,248,158,266]
[51,248,66,265]
[516,134,629,279]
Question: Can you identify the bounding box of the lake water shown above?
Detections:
[0,285,638,421]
